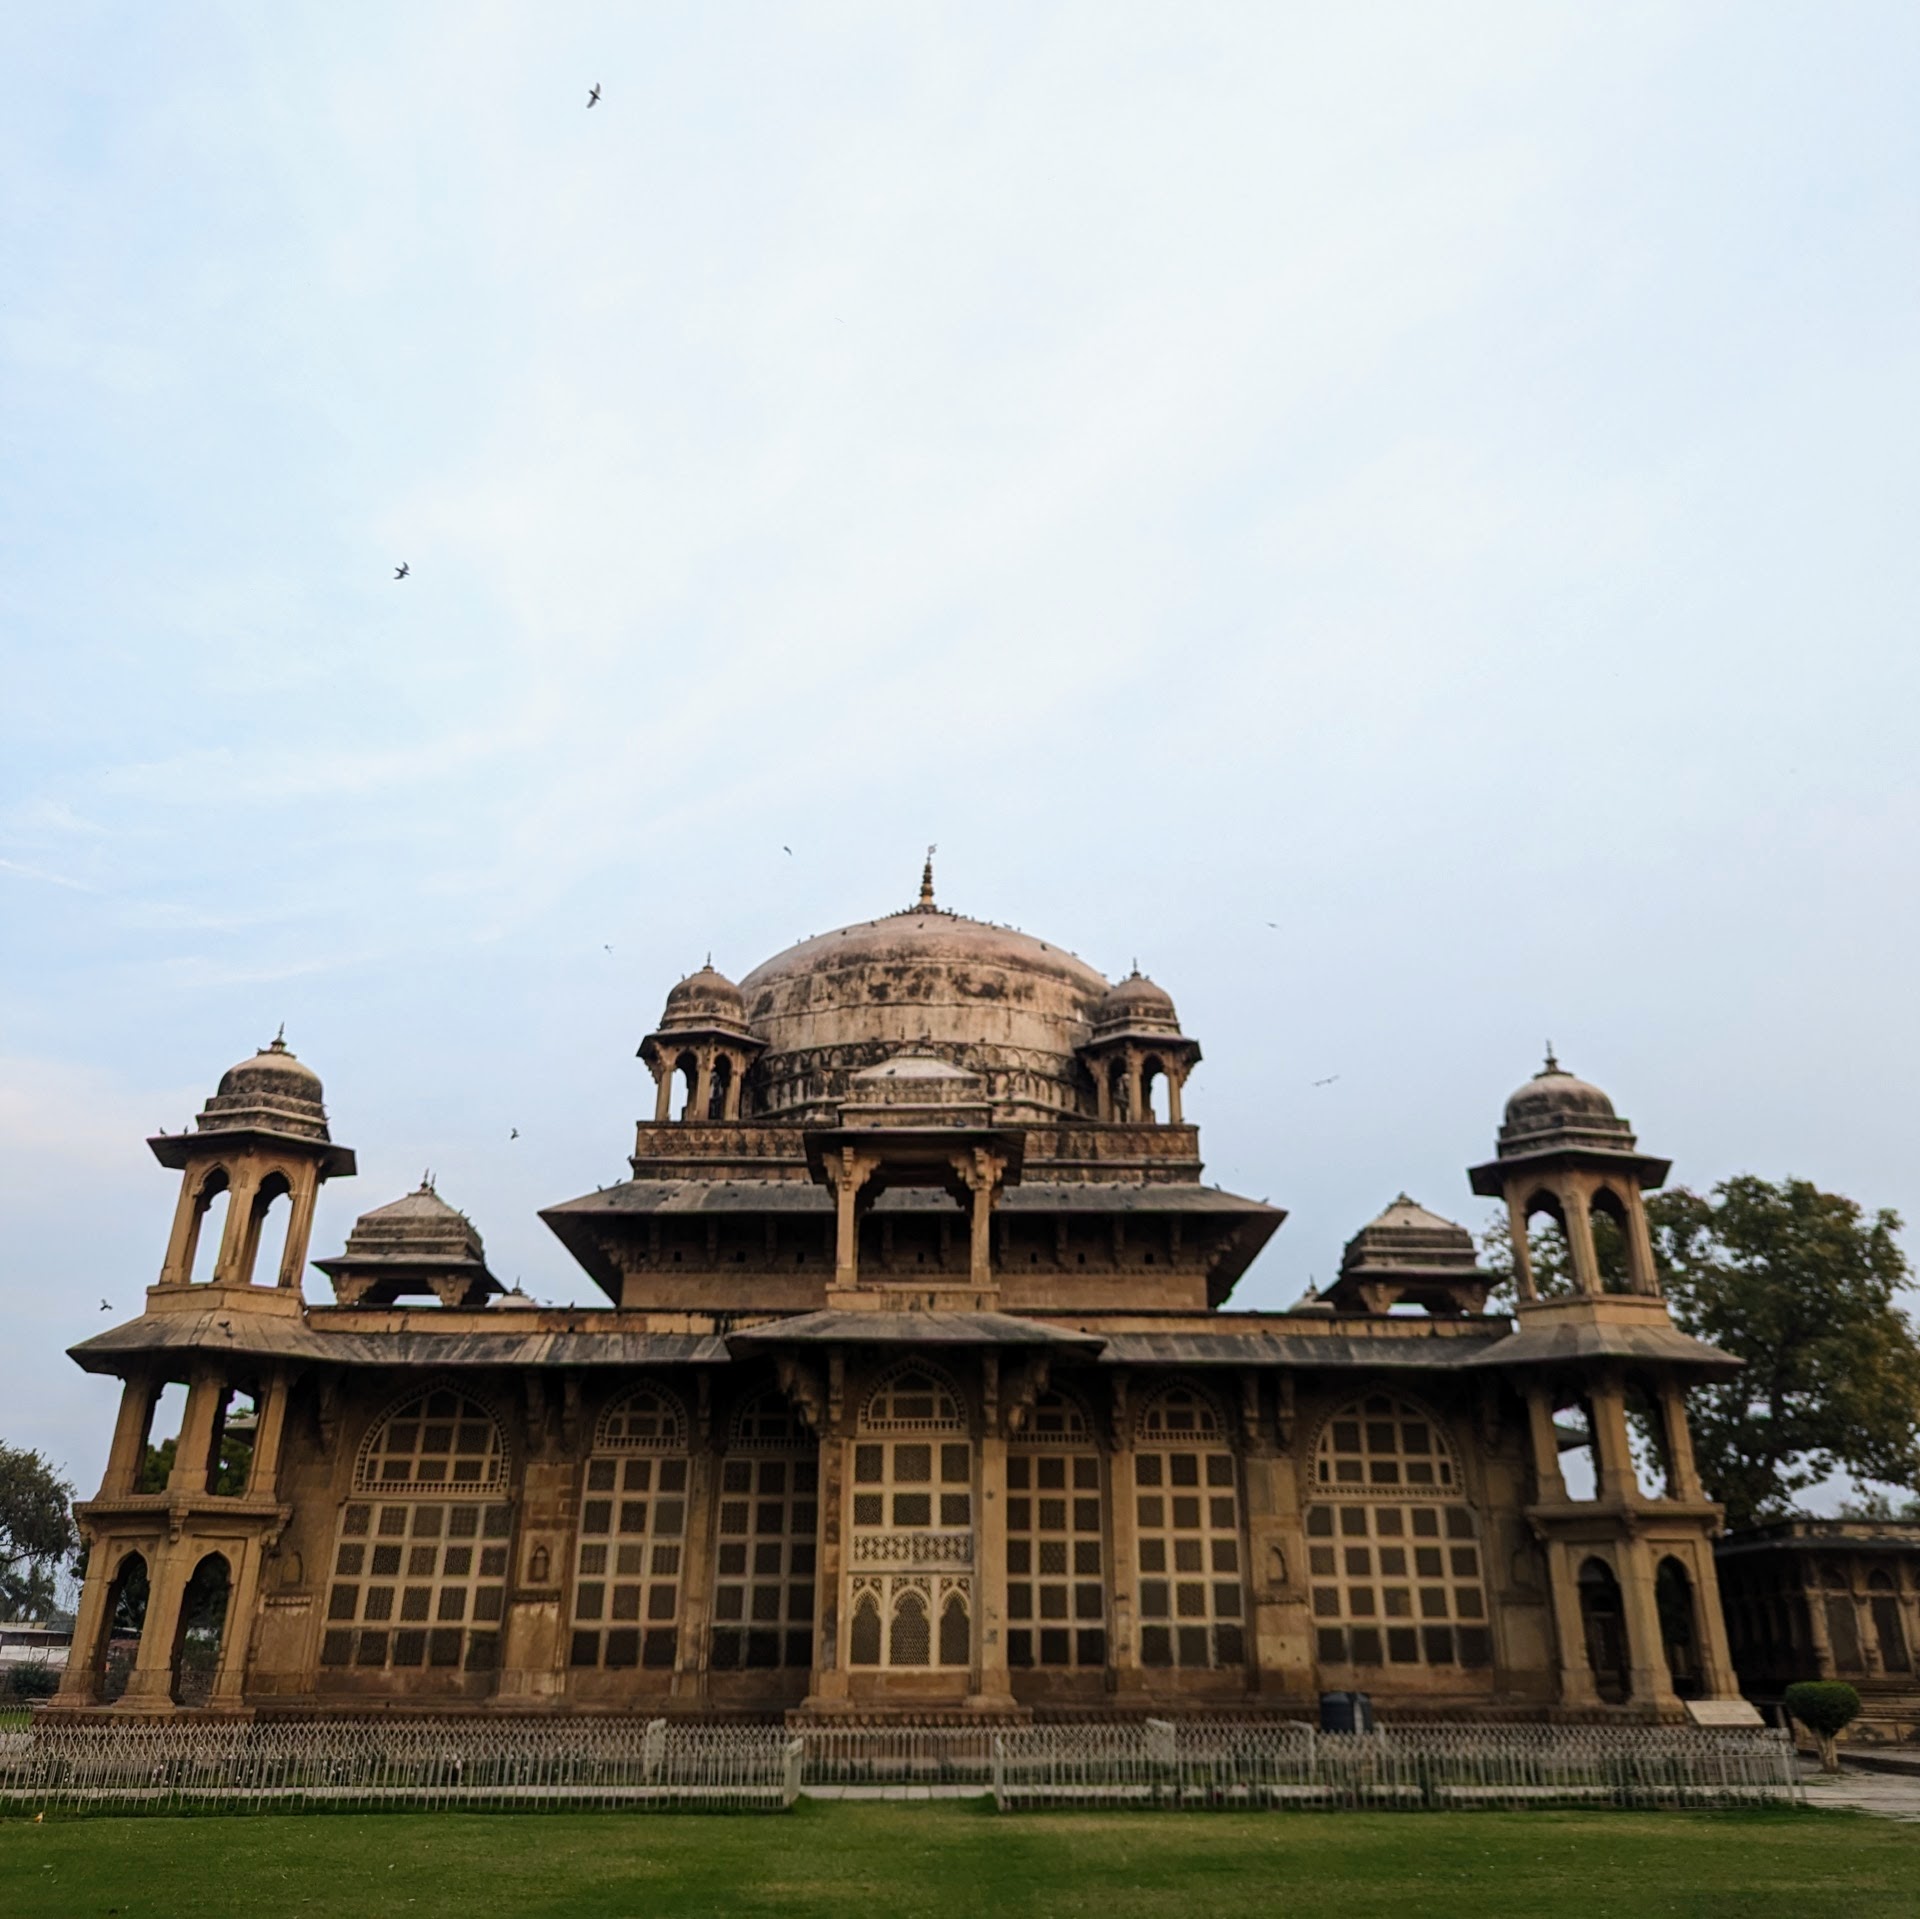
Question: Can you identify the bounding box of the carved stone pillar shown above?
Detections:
[167,1369,223,1497]
[1241,1405,1308,1700]
[1543,1537,1599,1708]
[807,1355,850,1706]
[1104,1373,1142,1696]
[971,1365,1014,1710]
[1523,1384,1568,1502]
[1619,1537,1680,1714]
[121,1545,192,1708]
[102,1378,154,1498]
[208,1536,263,1708]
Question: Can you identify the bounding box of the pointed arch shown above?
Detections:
[1578,1557,1630,1702]
[171,1552,231,1706]
[185,1170,231,1284]
[888,1585,931,1666]
[95,1549,149,1703]
[1134,1378,1225,1443]
[595,1382,689,1453]
[1134,1376,1244,1672]
[355,1383,508,1493]
[849,1586,882,1666]
[1306,1392,1490,1676]
[1310,1391,1461,1495]
[727,1386,812,1451]
[711,1386,818,1674]
[1008,1389,1107,1671]
[1013,1387,1096,1448]
[860,1361,967,1433]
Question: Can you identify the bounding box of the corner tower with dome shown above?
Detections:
[57,869,1748,1725]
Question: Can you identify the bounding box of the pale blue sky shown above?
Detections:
[3,4,1917,1502]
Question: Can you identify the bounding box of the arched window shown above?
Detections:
[1008,1392,1105,1671]
[596,1385,687,1453]
[1869,1570,1909,1673]
[711,1390,817,1675]
[862,1365,965,1432]
[1822,1565,1866,1673]
[1579,1557,1629,1702]
[1588,1187,1635,1295]
[850,1587,882,1666]
[1306,1394,1490,1673]
[1656,1555,1702,1699]
[241,1171,294,1288]
[570,1384,691,1676]
[707,1054,733,1121]
[671,1051,698,1121]
[1134,1382,1244,1672]
[95,1550,149,1704]
[172,1552,231,1707]
[357,1387,507,1492]
[890,1586,932,1666]
[324,1388,512,1681]
[186,1172,231,1284]
[849,1366,972,1671]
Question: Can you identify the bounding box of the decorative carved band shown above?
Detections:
[850,1530,974,1567]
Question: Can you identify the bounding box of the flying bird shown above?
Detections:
[393,562,410,580]
[99,1299,112,1312]
[603,944,613,953]
[510,1128,520,1140]
[587,83,601,107]
[1311,1075,1340,1087]
[782,846,793,855]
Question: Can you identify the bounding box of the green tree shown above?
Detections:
[1482,1177,1920,1530]
[0,1443,78,1622]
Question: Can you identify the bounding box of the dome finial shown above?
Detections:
[1542,1040,1560,1075]
[918,844,937,909]
[421,1168,435,1193]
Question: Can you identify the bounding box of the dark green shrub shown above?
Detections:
[2,1658,62,1702]
[1784,1680,1861,1770]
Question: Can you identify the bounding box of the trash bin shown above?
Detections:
[1319,1690,1374,1733]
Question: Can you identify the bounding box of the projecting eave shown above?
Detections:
[68,1310,730,1374]
[728,1311,1105,1351]
[1088,1330,1511,1369]
[541,1176,1287,1303]
[1456,1320,1740,1376]
[1467,1146,1672,1198]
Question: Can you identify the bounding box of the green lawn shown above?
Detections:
[3,1800,1915,1919]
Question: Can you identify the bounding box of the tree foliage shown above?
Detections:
[0,1443,78,1623]
[1784,1680,1862,1771]
[1483,1177,1920,1530]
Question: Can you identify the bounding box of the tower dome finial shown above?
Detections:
[918,844,937,909]
[1542,1040,1560,1074]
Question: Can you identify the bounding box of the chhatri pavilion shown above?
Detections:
[56,863,1748,1722]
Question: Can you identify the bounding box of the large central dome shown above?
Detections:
[740,902,1111,1121]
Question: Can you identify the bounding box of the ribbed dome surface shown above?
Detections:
[658,964,749,1033]
[1093,971,1180,1034]
[198,1036,332,1143]
[740,906,1110,1121]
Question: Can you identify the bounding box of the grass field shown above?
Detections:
[4,1801,1919,1919]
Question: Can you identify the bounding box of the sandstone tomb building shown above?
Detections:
[58,867,1747,1722]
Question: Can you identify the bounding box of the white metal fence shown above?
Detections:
[0,1719,801,1816]
[0,1717,1801,1817]
[990,1720,1804,1811]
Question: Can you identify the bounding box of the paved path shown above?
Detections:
[1801,1766,1920,1822]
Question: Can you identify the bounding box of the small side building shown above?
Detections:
[1716,1519,1920,1744]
